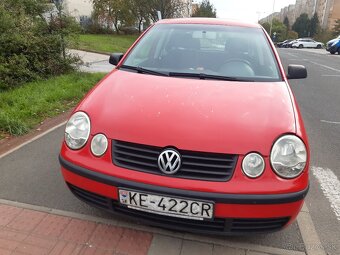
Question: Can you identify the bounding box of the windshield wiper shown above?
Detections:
[120,65,169,77]
[168,72,254,82]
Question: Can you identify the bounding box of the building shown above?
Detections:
[260,0,340,30]
[63,0,93,21]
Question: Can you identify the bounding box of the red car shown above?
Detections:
[59,18,309,234]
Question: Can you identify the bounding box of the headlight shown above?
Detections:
[270,135,307,178]
[91,134,108,157]
[65,112,90,150]
[242,153,265,178]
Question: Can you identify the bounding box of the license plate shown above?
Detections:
[118,189,214,220]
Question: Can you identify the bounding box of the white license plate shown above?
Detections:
[118,189,214,220]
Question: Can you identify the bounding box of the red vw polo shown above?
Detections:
[59,18,309,234]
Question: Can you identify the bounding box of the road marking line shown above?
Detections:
[312,167,340,221]
[0,198,306,255]
[320,120,340,125]
[297,205,327,255]
[0,121,66,159]
[308,61,340,73]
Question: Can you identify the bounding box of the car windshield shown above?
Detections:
[122,24,282,82]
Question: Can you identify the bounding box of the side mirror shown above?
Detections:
[287,64,307,79]
[109,53,124,66]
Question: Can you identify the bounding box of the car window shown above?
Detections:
[123,24,282,82]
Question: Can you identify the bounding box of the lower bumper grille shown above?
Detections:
[67,183,290,234]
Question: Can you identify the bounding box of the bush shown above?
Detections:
[314,29,334,44]
[0,0,80,91]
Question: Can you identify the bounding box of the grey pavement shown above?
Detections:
[68,49,115,73]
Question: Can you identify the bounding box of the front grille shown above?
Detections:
[67,183,289,234]
[112,140,238,181]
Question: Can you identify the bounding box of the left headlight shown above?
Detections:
[91,134,108,157]
[65,112,90,150]
[270,135,307,179]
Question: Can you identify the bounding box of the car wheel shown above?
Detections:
[316,44,322,49]
[330,50,336,54]
[338,48,340,55]
[299,44,303,48]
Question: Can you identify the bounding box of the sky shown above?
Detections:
[207,0,296,22]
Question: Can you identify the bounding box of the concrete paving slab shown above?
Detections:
[213,245,246,255]
[181,240,213,255]
[148,234,182,255]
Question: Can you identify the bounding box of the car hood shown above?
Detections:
[327,38,338,45]
[79,70,296,156]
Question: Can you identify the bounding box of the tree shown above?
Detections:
[333,19,340,36]
[92,0,132,34]
[0,0,79,90]
[261,22,271,34]
[287,30,298,39]
[292,13,310,37]
[192,0,216,18]
[128,0,151,33]
[310,12,320,37]
[147,0,187,22]
[283,16,289,37]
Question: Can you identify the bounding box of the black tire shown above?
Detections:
[316,44,322,49]
[338,48,340,55]
[330,50,336,54]
[299,44,303,48]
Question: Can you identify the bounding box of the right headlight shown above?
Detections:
[270,135,307,179]
[65,112,90,150]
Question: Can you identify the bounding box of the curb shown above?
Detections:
[0,199,306,255]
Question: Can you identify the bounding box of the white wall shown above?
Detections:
[64,0,93,18]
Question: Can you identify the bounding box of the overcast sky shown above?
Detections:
[207,0,296,22]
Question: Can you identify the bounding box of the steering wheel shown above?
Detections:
[221,58,252,68]
[219,58,255,77]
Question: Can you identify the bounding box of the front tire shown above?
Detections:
[316,44,322,49]
[330,50,336,54]
[338,48,340,55]
[299,44,303,48]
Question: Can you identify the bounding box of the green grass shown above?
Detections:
[0,72,105,136]
[74,34,139,54]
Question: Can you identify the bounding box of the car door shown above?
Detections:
[308,39,316,48]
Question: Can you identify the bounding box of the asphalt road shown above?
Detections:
[0,48,339,254]
[279,48,340,255]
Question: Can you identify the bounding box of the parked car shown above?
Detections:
[326,35,340,54]
[292,38,323,48]
[277,39,294,48]
[285,40,297,48]
[59,18,309,235]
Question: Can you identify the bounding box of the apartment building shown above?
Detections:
[260,0,340,30]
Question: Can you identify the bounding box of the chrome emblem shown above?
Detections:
[158,149,181,174]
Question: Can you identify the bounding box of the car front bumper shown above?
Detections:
[59,155,308,235]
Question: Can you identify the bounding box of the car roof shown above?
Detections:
[156,18,261,28]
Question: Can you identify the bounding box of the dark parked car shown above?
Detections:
[285,40,297,48]
[277,39,293,48]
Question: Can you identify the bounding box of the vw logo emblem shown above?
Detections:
[158,149,181,175]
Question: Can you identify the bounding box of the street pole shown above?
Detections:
[269,0,276,37]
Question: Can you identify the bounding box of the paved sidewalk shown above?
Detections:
[0,202,306,255]
[68,49,114,73]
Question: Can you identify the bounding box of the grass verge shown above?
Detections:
[74,34,139,54]
[0,72,105,136]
